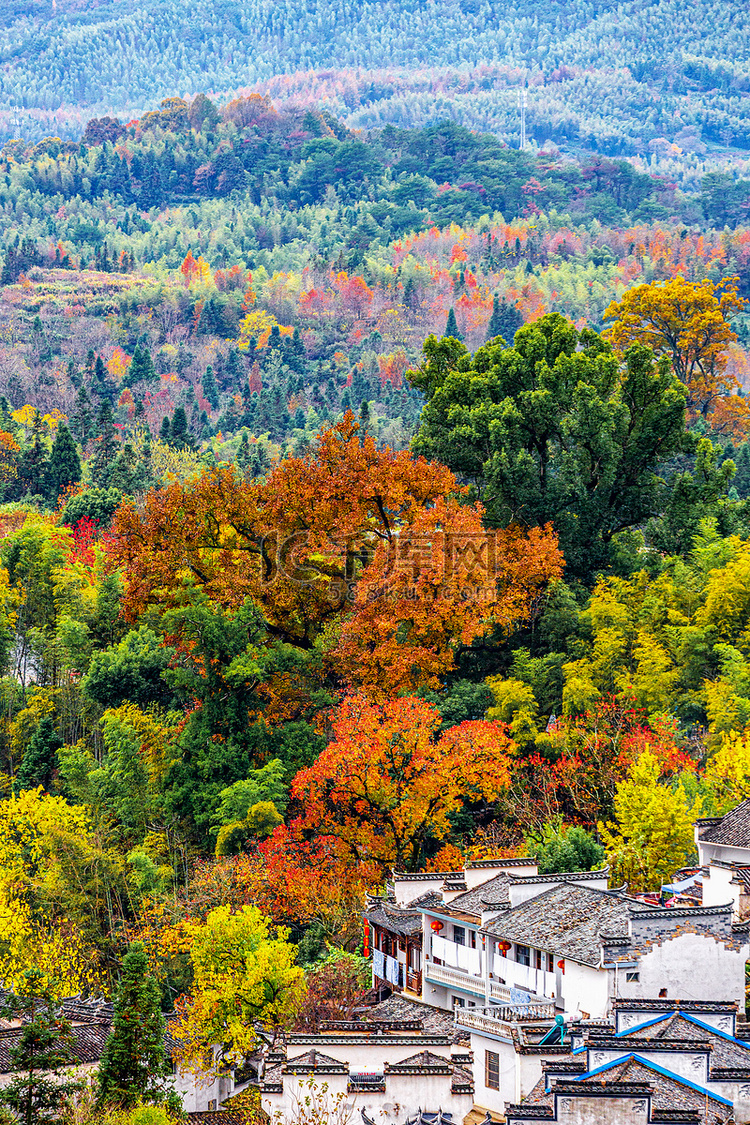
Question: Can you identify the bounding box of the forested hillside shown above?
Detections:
[2,0,750,159]
[5,84,750,1124]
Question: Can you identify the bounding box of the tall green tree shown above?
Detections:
[444,305,462,340]
[96,942,171,1110]
[409,314,687,577]
[649,438,741,555]
[170,406,193,450]
[202,364,220,410]
[124,343,158,388]
[70,384,94,446]
[486,292,523,344]
[18,411,50,498]
[44,424,81,501]
[0,971,81,1125]
[91,403,119,487]
[15,717,62,793]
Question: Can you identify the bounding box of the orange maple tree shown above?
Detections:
[291,694,516,872]
[108,416,562,693]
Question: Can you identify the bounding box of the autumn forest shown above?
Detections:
[2,9,750,1117]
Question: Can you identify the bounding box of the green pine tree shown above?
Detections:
[734,441,750,498]
[270,385,288,439]
[444,306,463,341]
[0,972,81,1125]
[350,367,370,407]
[96,942,170,1110]
[170,406,194,451]
[223,347,245,391]
[124,343,157,388]
[236,432,251,473]
[71,384,94,446]
[19,410,50,498]
[15,716,62,793]
[202,365,220,411]
[91,354,116,402]
[44,424,81,501]
[159,415,172,445]
[91,402,119,487]
[486,292,523,344]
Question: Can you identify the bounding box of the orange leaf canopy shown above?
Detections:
[108,415,562,692]
[291,694,516,872]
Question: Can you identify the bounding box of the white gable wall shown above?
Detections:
[559,960,609,1020]
[620,931,748,1010]
[702,864,739,913]
[262,1069,472,1123]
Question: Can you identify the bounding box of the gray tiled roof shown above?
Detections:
[439,873,513,916]
[365,995,456,1038]
[578,1056,731,1125]
[732,866,750,891]
[0,1021,111,1073]
[365,899,423,936]
[697,801,750,848]
[523,1055,730,1125]
[483,883,651,966]
[186,1114,247,1124]
[283,1049,348,1073]
[386,1050,452,1072]
[623,1013,750,1071]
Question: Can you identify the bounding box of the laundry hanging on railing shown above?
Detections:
[431,934,446,961]
[385,954,402,987]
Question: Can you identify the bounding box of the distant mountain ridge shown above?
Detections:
[0,0,749,156]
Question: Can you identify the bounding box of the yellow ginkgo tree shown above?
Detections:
[0,787,114,994]
[170,904,306,1074]
[598,750,699,892]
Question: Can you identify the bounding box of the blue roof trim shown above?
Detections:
[424,909,480,929]
[616,1009,747,1048]
[574,1053,732,1107]
[680,1012,746,1046]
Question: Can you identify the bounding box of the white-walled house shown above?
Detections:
[258,997,473,1123]
[504,998,750,1125]
[696,803,750,921]
[366,864,749,1021]
[696,801,750,866]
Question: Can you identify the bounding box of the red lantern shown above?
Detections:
[499,940,511,955]
[430,920,444,932]
[363,920,370,957]
[557,959,565,974]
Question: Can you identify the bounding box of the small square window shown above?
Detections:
[454,926,466,945]
[626,971,640,983]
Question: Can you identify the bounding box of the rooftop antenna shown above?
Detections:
[517,88,527,150]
